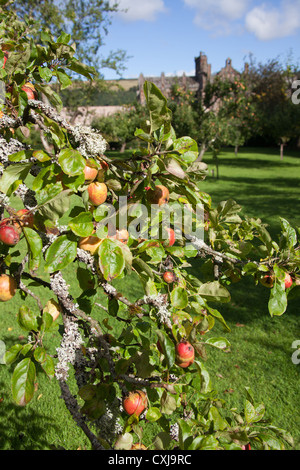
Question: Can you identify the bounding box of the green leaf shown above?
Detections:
[4,344,23,365]
[143,81,172,134]
[23,227,43,272]
[11,358,36,406]
[199,281,231,303]
[17,306,39,332]
[170,287,188,309]
[44,234,77,273]
[268,282,287,316]
[244,399,265,424]
[160,390,177,415]
[56,69,72,89]
[178,418,192,450]
[37,186,72,221]
[58,149,85,176]
[146,407,162,422]
[172,137,198,163]
[35,83,63,110]
[205,336,230,350]
[98,238,125,281]
[68,211,94,237]
[279,217,297,250]
[0,162,32,194]
[156,330,175,369]
[194,360,213,393]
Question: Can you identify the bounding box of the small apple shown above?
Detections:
[78,234,103,255]
[0,224,20,246]
[175,341,195,368]
[241,443,251,450]
[162,271,176,284]
[16,209,34,229]
[21,82,37,100]
[0,273,17,302]
[164,227,175,247]
[87,182,108,206]
[130,443,147,450]
[2,50,8,68]
[108,227,129,244]
[284,273,293,289]
[260,273,274,288]
[123,390,147,417]
[147,185,169,206]
[83,163,98,183]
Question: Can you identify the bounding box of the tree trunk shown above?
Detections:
[235,145,239,156]
[120,142,127,153]
[280,143,284,160]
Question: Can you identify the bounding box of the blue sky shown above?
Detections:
[100,0,300,79]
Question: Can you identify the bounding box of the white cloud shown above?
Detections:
[182,0,250,33]
[245,1,300,40]
[113,0,167,22]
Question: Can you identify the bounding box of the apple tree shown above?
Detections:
[0,7,299,451]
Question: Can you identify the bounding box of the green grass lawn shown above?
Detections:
[0,146,300,450]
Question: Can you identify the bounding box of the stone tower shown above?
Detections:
[195,52,212,92]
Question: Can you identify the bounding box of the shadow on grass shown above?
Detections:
[0,379,60,450]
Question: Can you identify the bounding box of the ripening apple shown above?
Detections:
[2,50,8,68]
[241,443,251,450]
[21,82,37,100]
[284,273,293,289]
[0,273,17,302]
[123,390,147,417]
[147,185,169,206]
[87,182,108,206]
[0,224,20,246]
[162,271,176,284]
[164,227,175,247]
[16,209,34,229]
[108,228,129,244]
[175,341,195,368]
[260,273,274,288]
[83,163,98,183]
[130,443,147,450]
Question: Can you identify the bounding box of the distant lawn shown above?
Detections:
[0,146,300,450]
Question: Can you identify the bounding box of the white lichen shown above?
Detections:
[55,317,84,382]
[71,125,107,159]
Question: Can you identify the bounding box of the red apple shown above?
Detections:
[21,82,37,100]
[123,390,147,417]
[147,185,169,206]
[162,271,176,284]
[83,163,98,183]
[0,224,20,246]
[0,273,17,302]
[175,341,195,368]
[87,182,108,206]
[284,273,293,289]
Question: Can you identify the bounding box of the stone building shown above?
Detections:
[138,52,248,104]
